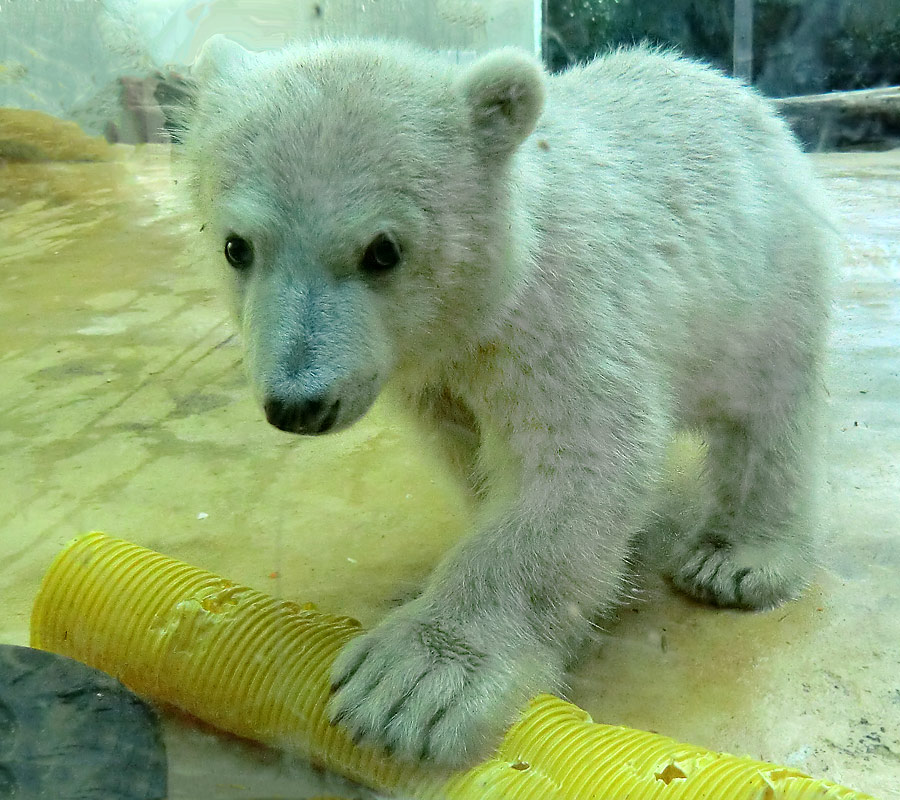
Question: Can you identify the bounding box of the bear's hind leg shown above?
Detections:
[666,367,822,610]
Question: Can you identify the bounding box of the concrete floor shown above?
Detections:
[0,143,898,799]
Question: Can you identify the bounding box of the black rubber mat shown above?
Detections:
[0,645,166,799]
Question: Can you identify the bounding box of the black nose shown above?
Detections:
[263,396,341,434]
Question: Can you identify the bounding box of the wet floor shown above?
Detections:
[0,142,898,798]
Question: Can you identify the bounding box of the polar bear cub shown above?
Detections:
[182,37,835,765]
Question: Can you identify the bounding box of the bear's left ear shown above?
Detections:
[457,49,546,160]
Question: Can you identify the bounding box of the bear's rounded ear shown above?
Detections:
[192,34,253,83]
[457,49,546,160]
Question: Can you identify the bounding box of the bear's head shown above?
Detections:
[182,37,545,435]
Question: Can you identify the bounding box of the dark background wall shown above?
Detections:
[545,0,900,97]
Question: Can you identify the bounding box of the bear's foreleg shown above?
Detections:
[327,383,669,765]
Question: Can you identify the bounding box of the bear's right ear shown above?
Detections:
[457,49,546,160]
[192,34,253,84]
[163,36,252,143]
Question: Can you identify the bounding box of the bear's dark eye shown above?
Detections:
[224,235,254,270]
[361,233,401,273]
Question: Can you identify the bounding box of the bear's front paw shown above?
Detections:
[327,600,553,766]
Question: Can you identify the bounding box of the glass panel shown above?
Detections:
[1,2,896,798]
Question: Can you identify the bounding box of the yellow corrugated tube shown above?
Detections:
[31,532,877,800]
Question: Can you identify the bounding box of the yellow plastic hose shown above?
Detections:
[31,532,877,800]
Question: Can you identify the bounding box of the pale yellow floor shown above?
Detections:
[0,145,898,799]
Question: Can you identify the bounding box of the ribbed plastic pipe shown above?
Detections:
[31,533,877,800]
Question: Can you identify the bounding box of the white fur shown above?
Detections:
[182,38,836,766]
